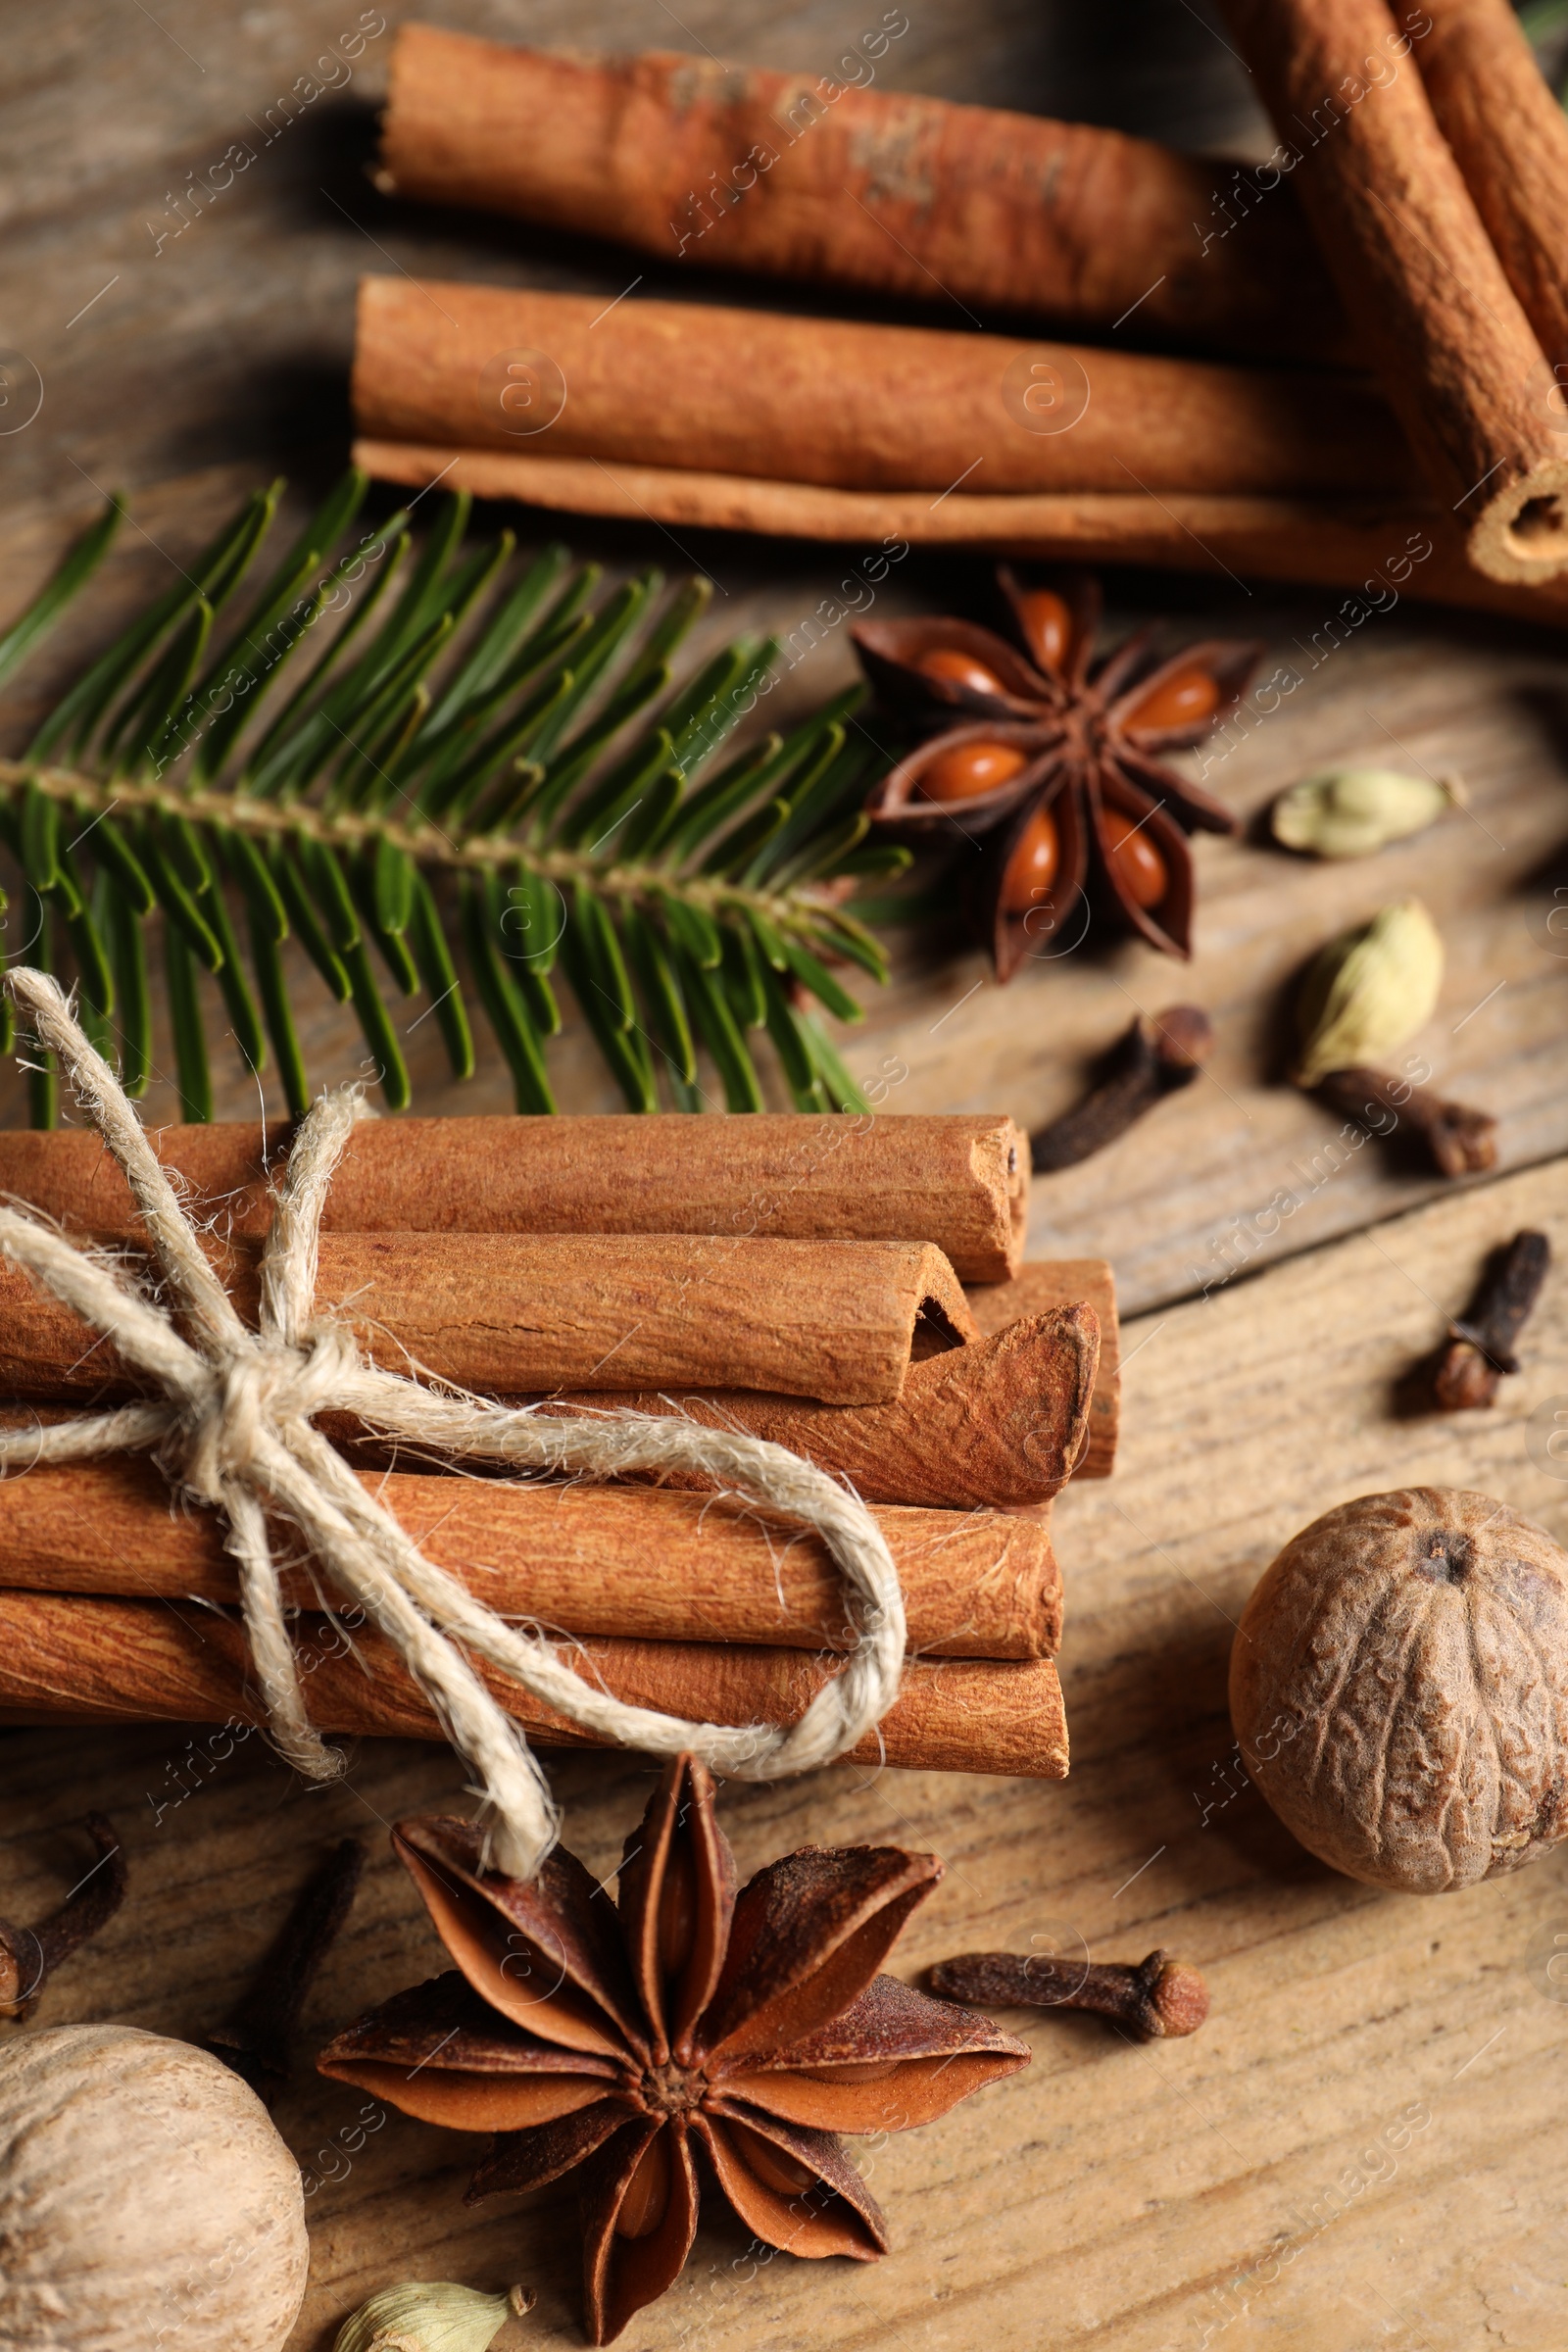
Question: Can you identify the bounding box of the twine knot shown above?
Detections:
[0,971,907,1877]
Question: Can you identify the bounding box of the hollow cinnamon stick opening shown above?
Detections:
[374,24,1351,366]
[966,1262,1120,1478]
[1407,0,1568,381]
[0,1111,1028,1283]
[0,1590,1069,1780]
[0,1234,976,1408]
[0,1454,1061,1659]
[351,444,1568,631]
[1219,0,1568,584]
[527,1305,1101,1509]
[352,276,1414,501]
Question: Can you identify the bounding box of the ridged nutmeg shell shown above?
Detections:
[1230,1488,1568,1894]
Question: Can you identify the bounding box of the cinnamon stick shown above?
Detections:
[0,1233,976,1408]
[352,443,1568,630]
[531,1305,1102,1510]
[374,24,1350,365]
[1219,0,1568,585]
[0,1110,1028,1283]
[966,1262,1120,1478]
[352,276,1414,501]
[1407,0,1568,379]
[0,1454,1060,1659]
[0,1590,1069,1779]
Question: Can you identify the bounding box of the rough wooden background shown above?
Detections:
[3,5,1568,2350]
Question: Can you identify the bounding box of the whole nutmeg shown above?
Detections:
[0,2023,309,2352]
[1230,1488,1568,1894]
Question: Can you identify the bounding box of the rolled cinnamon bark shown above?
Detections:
[0,1455,1059,1658]
[533,1304,1101,1509]
[0,1234,975,1408]
[1218,0,1568,585]
[0,1590,1069,1779]
[1406,0,1568,375]
[967,1261,1120,1478]
[374,24,1350,365]
[352,276,1414,501]
[354,442,1568,629]
[0,1110,1028,1282]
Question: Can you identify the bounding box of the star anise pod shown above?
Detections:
[854,568,1260,975]
[318,1756,1027,2344]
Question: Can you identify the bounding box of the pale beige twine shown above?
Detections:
[0,969,906,1878]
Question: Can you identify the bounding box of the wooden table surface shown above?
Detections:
[3,6,1568,2350]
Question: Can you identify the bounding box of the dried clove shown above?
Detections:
[1431,1229,1550,1409]
[1030,1006,1213,1172]
[927,1947,1209,2039]
[1314,1065,1497,1179]
[0,1812,125,2022]
[206,1837,363,2103]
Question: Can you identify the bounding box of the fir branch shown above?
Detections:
[0,475,907,1124]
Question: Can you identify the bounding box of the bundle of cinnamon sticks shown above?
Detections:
[0,1111,1117,1780]
[352,4,1568,620]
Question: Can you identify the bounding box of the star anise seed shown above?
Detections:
[855,567,1260,975]
[318,1756,1028,2344]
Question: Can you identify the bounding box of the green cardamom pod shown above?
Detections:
[1272,768,1463,859]
[333,2281,533,2352]
[1294,898,1444,1086]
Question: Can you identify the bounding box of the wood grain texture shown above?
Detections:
[0,1232,977,1406]
[0,1454,1062,1657]
[0,1109,1029,1281]
[353,274,1415,497]
[6,1162,1567,2350]
[0,1590,1070,1778]
[4,7,1568,2343]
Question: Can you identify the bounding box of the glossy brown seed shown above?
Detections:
[657,1839,697,1979]
[1128,665,1221,730]
[616,2132,671,2239]
[729,2120,815,2193]
[918,740,1030,803]
[1015,588,1073,673]
[916,646,1008,696]
[1001,807,1061,911]
[1104,818,1167,908]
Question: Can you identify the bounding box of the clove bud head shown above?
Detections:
[927,1946,1209,2039]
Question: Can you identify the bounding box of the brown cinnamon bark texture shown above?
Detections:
[0,1455,1060,1659]
[532,1304,1102,1509]
[1406,0,1568,376]
[0,1590,1070,1778]
[0,1111,1027,1282]
[967,1261,1120,1478]
[1218,0,1568,584]
[352,277,1414,500]
[0,1234,976,1407]
[353,442,1568,629]
[374,24,1351,365]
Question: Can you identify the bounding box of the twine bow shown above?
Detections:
[0,970,906,1877]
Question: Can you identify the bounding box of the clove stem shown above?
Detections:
[0,1811,126,2022]
[1314,1065,1496,1178]
[1432,1228,1550,1410]
[1030,1006,1213,1173]
[927,1947,1209,2039]
[206,1837,364,2102]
